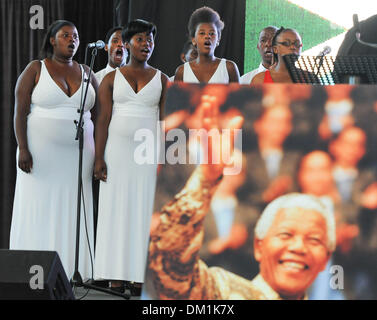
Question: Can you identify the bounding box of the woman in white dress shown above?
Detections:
[11,20,98,280]
[174,6,240,83]
[94,19,168,295]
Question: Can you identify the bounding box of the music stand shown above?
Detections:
[283,54,377,85]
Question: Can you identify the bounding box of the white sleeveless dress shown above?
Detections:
[94,68,161,283]
[10,60,96,280]
[183,58,229,83]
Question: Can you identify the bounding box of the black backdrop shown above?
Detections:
[117,0,246,76]
[0,0,245,248]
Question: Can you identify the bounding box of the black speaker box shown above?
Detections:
[0,249,75,300]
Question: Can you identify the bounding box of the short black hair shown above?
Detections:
[105,26,123,44]
[187,6,224,38]
[263,25,279,32]
[40,20,76,59]
[259,26,278,38]
[122,19,157,43]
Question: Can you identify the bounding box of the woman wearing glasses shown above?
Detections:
[251,27,303,84]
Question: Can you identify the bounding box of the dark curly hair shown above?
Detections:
[122,19,157,43]
[39,20,76,59]
[187,6,224,38]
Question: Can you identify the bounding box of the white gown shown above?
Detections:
[10,60,96,280]
[94,68,161,283]
[183,58,229,83]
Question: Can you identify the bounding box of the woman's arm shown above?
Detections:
[174,64,184,82]
[250,71,265,85]
[226,60,240,83]
[83,64,100,122]
[93,71,115,182]
[159,72,169,121]
[14,60,40,173]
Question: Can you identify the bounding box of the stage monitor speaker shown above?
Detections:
[0,249,75,300]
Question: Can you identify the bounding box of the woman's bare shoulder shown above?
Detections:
[251,71,266,85]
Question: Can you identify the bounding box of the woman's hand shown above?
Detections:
[18,148,33,173]
[94,158,107,182]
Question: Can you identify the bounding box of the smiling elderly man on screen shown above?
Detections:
[148,105,335,300]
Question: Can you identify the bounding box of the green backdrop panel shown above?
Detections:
[244,0,345,73]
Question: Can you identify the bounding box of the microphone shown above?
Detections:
[87,40,105,49]
[315,46,331,76]
[317,46,331,57]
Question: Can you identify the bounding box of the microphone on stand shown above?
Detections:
[317,46,331,57]
[87,40,106,49]
[315,46,331,76]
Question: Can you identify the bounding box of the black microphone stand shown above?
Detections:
[315,54,325,77]
[70,45,130,300]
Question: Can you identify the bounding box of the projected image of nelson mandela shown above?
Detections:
[147,100,335,300]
